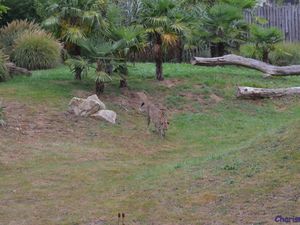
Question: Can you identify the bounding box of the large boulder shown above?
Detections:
[68,95,106,117]
[91,110,117,124]
[86,94,106,110]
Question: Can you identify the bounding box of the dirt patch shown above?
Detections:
[210,94,223,104]
[157,79,184,88]
[180,92,223,105]
[104,89,165,113]
[1,101,74,137]
[107,90,146,112]
[179,92,206,105]
[0,90,168,143]
[0,98,153,164]
[85,219,107,225]
[0,100,120,158]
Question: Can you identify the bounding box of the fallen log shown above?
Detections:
[191,54,300,77]
[237,86,300,99]
[6,62,32,76]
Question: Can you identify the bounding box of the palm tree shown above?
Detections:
[65,2,146,94]
[249,25,283,63]
[75,37,115,94]
[200,0,255,57]
[177,0,205,63]
[108,24,146,87]
[140,0,190,81]
[43,0,107,80]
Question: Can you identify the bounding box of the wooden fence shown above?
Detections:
[244,4,300,42]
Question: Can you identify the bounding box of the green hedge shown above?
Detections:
[240,42,300,66]
[0,20,41,58]
[13,31,61,70]
[0,50,9,82]
[269,42,300,66]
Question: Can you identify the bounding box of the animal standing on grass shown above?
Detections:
[137,92,169,138]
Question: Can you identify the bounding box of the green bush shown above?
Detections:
[239,43,262,60]
[0,20,41,57]
[269,42,300,66]
[13,31,61,70]
[0,50,9,82]
[248,25,283,63]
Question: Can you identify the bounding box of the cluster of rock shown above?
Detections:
[68,95,117,124]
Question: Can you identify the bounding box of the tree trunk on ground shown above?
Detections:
[6,63,31,76]
[237,86,300,99]
[154,33,164,81]
[191,54,300,77]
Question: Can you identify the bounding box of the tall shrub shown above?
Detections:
[13,31,61,70]
[200,0,255,57]
[269,42,300,66]
[248,25,283,63]
[0,20,41,57]
[0,50,8,81]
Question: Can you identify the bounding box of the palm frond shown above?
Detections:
[65,56,90,78]
[162,33,178,46]
[62,26,86,44]
[42,16,60,28]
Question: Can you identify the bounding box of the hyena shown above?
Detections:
[137,92,169,137]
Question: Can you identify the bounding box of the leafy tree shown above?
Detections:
[200,0,255,57]
[0,20,42,57]
[108,25,146,87]
[116,0,143,26]
[177,0,206,62]
[0,0,40,26]
[43,0,108,80]
[0,0,8,19]
[66,3,145,93]
[0,50,9,82]
[140,0,191,81]
[249,25,283,63]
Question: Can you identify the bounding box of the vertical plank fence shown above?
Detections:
[244,4,300,42]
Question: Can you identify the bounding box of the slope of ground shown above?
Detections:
[0,64,299,225]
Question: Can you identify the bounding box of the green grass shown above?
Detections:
[0,63,300,225]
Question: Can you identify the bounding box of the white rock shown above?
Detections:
[91,110,117,124]
[86,94,106,110]
[69,97,101,117]
[68,97,85,116]
[79,99,101,117]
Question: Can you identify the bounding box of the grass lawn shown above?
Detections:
[0,63,300,225]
